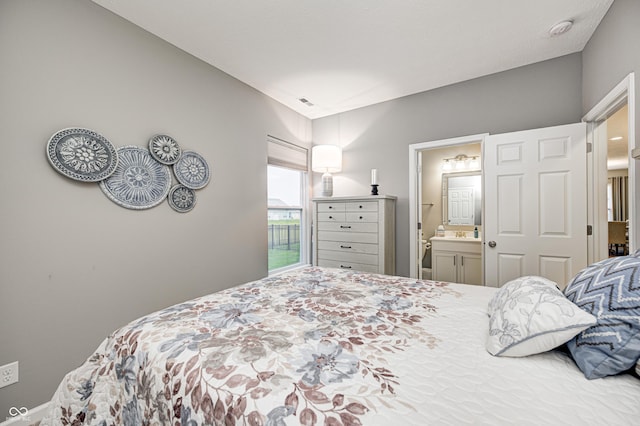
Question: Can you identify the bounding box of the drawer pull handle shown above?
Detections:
[340,225,352,229]
[340,245,352,249]
[359,205,363,209]
[359,216,363,219]
[329,206,333,209]
[340,265,352,269]
[329,216,333,219]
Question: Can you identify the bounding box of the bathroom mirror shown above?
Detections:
[442,172,481,226]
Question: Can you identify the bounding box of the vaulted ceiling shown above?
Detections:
[91,0,613,119]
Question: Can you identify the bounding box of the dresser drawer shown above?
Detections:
[317,203,346,213]
[317,231,378,244]
[317,212,346,222]
[345,201,378,212]
[318,240,378,255]
[317,222,378,233]
[345,212,378,223]
[317,259,379,273]
[318,250,378,265]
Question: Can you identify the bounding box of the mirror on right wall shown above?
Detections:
[442,171,481,226]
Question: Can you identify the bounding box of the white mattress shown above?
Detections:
[390,283,640,425]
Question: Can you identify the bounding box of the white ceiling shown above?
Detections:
[91,0,613,119]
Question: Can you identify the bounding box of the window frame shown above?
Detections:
[267,141,311,275]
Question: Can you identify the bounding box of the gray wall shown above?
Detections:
[582,0,640,138]
[582,0,640,253]
[313,53,584,277]
[0,0,311,414]
[2,0,636,416]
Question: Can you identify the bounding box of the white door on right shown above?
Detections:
[484,123,587,288]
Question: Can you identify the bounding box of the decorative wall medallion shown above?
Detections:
[100,146,171,209]
[168,184,197,213]
[173,151,210,189]
[149,134,181,165]
[46,128,118,182]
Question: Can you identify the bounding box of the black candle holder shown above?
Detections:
[370,184,379,195]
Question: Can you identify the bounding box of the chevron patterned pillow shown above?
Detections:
[564,251,640,379]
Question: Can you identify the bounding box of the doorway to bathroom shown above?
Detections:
[409,123,590,287]
[408,134,487,281]
[409,74,636,284]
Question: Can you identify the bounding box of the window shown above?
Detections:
[267,136,308,273]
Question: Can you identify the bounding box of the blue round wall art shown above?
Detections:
[149,134,182,165]
[46,128,118,182]
[100,146,172,210]
[168,184,197,213]
[173,150,210,190]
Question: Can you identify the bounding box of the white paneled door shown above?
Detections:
[484,123,587,288]
[448,187,475,225]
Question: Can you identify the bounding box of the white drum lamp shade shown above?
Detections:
[312,145,342,197]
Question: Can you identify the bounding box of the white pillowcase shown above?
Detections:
[486,276,596,357]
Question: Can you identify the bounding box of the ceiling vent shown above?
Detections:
[299,98,314,107]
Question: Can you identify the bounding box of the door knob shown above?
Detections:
[488,241,497,248]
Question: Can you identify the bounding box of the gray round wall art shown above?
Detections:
[46,128,118,182]
[149,134,181,165]
[168,184,197,213]
[173,151,210,189]
[99,146,172,210]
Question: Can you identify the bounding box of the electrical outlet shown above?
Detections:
[0,361,19,388]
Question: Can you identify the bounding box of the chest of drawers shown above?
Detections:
[312,195,396,274]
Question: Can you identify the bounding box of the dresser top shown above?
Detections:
[312,195,397,202]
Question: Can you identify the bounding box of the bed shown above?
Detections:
[41,266,640,425]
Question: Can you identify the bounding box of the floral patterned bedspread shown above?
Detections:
[41,267,640,425]
[41,267,461,425]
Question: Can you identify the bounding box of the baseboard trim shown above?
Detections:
[1,402,49,426]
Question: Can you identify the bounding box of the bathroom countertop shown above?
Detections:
[430,236,481,242]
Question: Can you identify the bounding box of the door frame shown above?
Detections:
[408,133,488,278]
[583,72,636,261]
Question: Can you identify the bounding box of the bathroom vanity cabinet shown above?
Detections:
[312,195,396,274]
[431,237,482,285]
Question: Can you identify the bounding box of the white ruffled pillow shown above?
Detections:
[486,276,596,357]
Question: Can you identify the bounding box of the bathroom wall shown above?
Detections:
[421,144,482,233]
